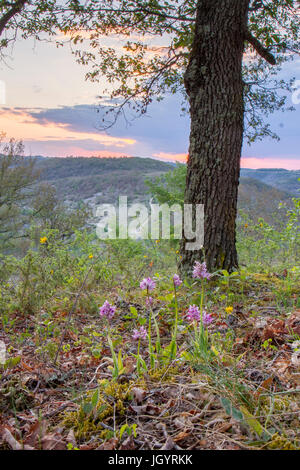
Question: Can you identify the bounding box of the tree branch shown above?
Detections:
[0,0,27,36]
[245,30,276,65]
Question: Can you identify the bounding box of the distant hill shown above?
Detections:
[36,156,173,181]
[240,168,300,196]
[34,156,298,222]
[36,156,173,203]
[238,177,292,223]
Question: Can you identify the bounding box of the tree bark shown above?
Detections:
[0,0,28,36]
[180,0,250,274]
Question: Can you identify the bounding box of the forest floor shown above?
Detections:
[0,272,300,451]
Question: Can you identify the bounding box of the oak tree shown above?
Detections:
[0,0,299,272]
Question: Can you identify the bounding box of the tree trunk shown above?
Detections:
[180,0,250,274]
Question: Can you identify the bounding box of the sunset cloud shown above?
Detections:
[0,107,136,157]
[0,94,299,169]
[0,98,191,158]
[153,152,187,162]
[0,108,135,146]
[153,153,300,170]
[241,157,300,170]
[0,25,299,169]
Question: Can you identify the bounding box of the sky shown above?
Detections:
[0,35,299,170]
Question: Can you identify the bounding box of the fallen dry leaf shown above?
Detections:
[97,437,119,450]
[262,319,285,342]
[1,427,34,450]
[291,351,300,367]
[24,419,48,447]
[161,436,176,450]
[286,310,300,336]
[254,376,273,398]
[41,433,66,450]
[130,404,161,415]
[174,415,193,429]
[119,435,136,450]
[131,387,147,404]
[173,431,191,442]
[66,429,77,447]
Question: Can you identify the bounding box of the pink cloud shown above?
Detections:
[153,152,187,162]
[241,157,300,170]
[26,143,132,158]
[153,153,300,170]
[0,108,136,152]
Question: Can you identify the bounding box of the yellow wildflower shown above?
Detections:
[244,223,248,228]
[40,236,47,244]
[225,306,233,314]
[89,254,93,259]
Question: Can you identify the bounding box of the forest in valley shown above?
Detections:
[0,0,300,453]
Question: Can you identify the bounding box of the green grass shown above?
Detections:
[0,223,299,450]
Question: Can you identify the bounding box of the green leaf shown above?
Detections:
[220,397,244,422]
[3,356,21,369]
[118,349,123,370]
[119,424,128,440]
[131,423,137,437]
[240,405,264,437]
[138,357,147,371]
[82,402,93,416]
[91,389,99,408]
[118,367,126,376]
[113,337,122,347]
[130,306,138,317]
[95,404,107,418]
[180,350,193,361]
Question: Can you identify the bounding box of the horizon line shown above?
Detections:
[22,153,300,171]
